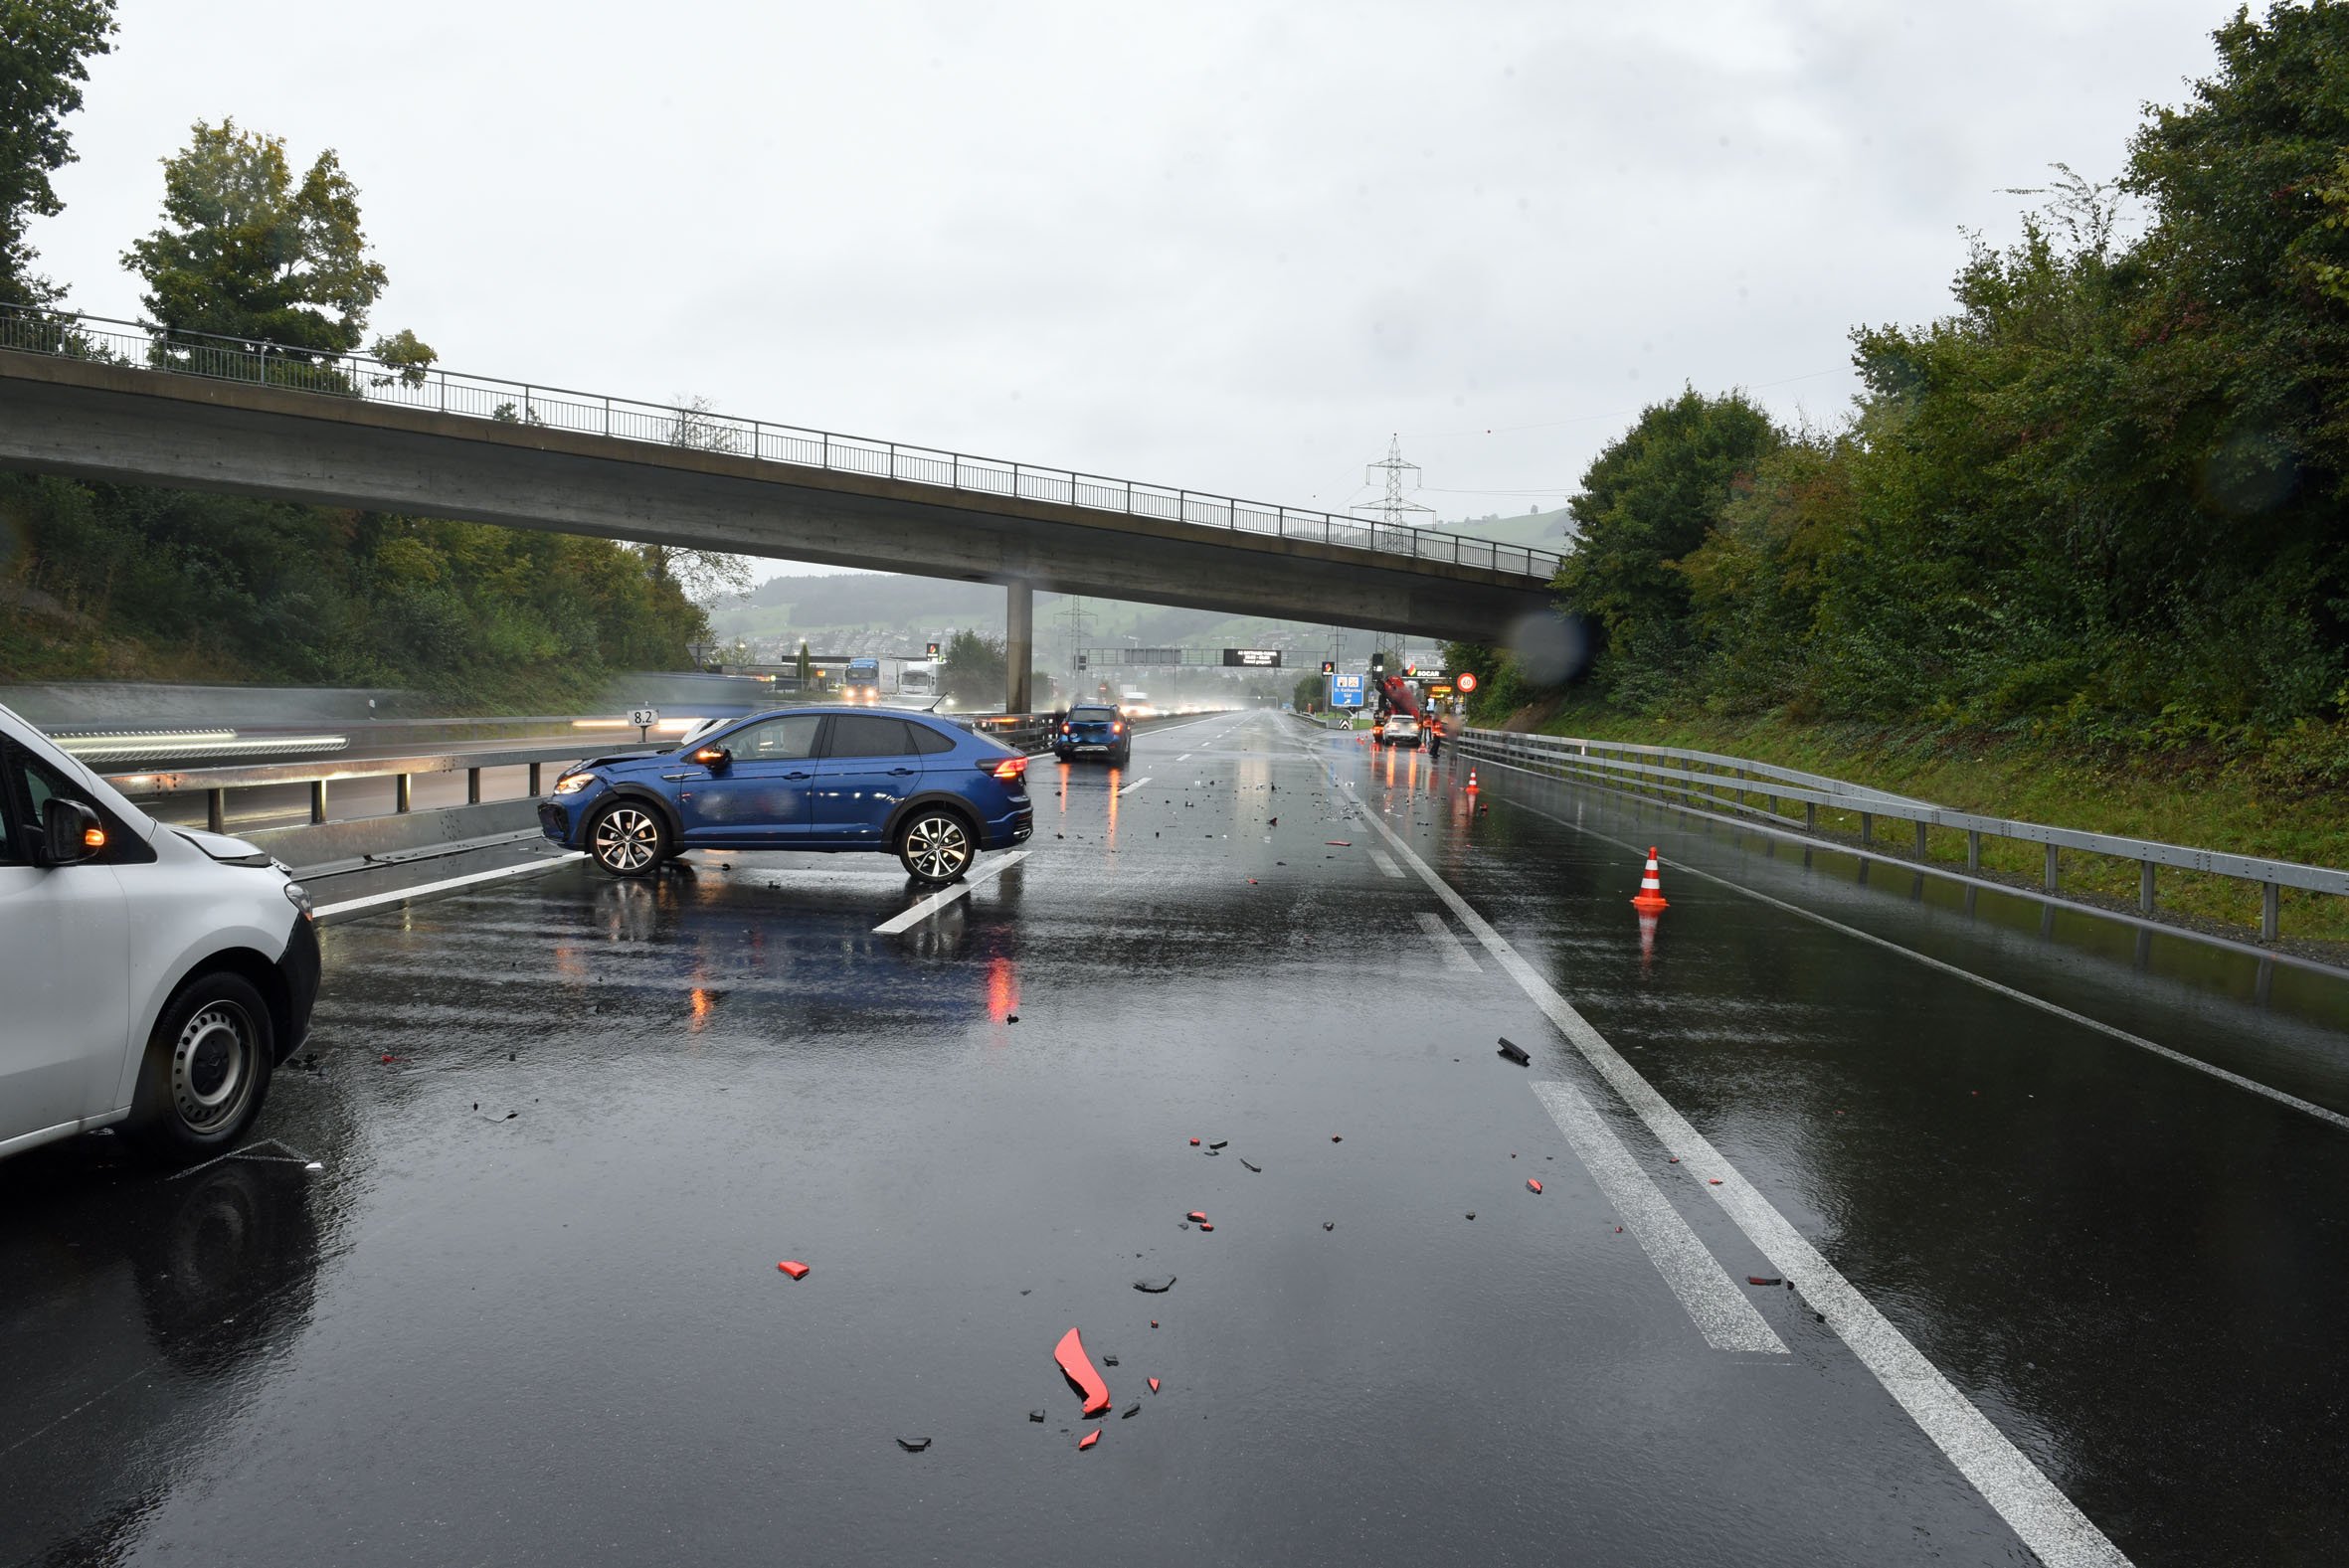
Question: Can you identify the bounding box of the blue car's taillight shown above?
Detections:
[978,757,1027,783]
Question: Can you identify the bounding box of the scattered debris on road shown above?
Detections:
[1497,1037,1532,1066]
[1527,1179,1543,1194]
[1747,1276,1784,1287]
[896,1437,931,1453]
[1078,1429,1100,1451]
[1055,1327,1112,1415]
[1134,1276,1175,1294]
[1239,1158,1261,1172]
[777,1261,811,1280]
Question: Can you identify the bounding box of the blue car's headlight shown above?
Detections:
[553,772,600,795]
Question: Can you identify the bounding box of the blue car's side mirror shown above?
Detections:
[689,745,731,772]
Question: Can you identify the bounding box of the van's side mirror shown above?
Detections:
[689,745,731,772]
[41,797,104,866]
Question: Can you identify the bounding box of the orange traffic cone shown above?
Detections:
[1630,847,1669,910]
[1466,768,1479,790]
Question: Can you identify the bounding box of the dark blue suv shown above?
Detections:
[539,707,1032,884]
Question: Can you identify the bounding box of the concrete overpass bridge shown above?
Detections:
[0,308,1561,709]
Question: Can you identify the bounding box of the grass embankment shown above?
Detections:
[1498,701,2349,952]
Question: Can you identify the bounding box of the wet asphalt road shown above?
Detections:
[6,711,2348,1567]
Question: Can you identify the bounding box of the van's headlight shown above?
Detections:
[283,881,312,916]
[554,772,599,795]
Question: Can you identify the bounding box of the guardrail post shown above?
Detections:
[2139,861,2156,914]
[529,763,543,795]
[1914,820,1928,860]
[395,774,412,813]
[2261,882,2280,942]
[2044,842,2060,893]
[1966,830,1981,872]
[1860,811,1873,845]
[309,780,327,825]
[1805,801,1816,830]
[207,788,225,833]
[466,767,482,804]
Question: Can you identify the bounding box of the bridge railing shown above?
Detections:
[1456,728,2349,944]
[0,303,1563,583]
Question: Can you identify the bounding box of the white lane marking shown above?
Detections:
[315,853,584,923]
[1506,797,2349,1136]
[1368,848,1405,879]
[1177,754,1191,762]
[1117,776,1154,795]
[1533,1081,1785,1353]
[1413,912,1481,972]
[1336,780,2132,1568]
[871,849,1030,935]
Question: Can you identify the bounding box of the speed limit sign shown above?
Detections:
[1456,672,1480,694]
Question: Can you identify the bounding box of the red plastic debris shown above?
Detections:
[1189,1137,1201,1146]
[1614,1226,1624,1233]
[1326,840,1353,846]
[1747,1276,1784,1287]
[1078,1428,1101,1451]
[777,1261,811,1280]
[1248,878,1258,885]
[1149,1377,1161,1393]
[1151,1320,1159,1328]
[1054,1327,1112,1416]
[1331,1134,1343,1142]
[1668,1156,1680,1163]
[1527,1178,1542,1194]
[379,1054,398,1064]
[1199,1222,1214,1232]
[1707,1178,1722,1185]
[1186,1211,1208,1223]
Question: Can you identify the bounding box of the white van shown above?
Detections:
[0,703,319,1165]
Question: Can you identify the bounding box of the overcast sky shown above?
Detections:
[35,0,2231,581]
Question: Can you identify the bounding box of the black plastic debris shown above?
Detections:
[1029,1409,1047,1423]
[1239,1158,1261,1173]
[1121,1401,1142,1419]
[1466,1212,1476,1220]
[1103,1354,1119,1366]
[1006,1014,1020,1023]
[1497,1037,1532,1067]
[1178,1222,1188,1229]
[1204,1148,1219,1156]
[1207,1140,1228,1149]
[897,1437,931,1453]
[1134,1276,1176,1293]
[1323,1221,1335,1231]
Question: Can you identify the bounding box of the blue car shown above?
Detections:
[1053,703,1132,767]
[540,707,1033,884]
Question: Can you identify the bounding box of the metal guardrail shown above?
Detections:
[1,303,1562,583]
[1459,729,2349,942]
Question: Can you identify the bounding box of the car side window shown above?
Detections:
[729,715,823,762]
[824,715,916,759]
[0,750,23,865]
[905,723,957,757]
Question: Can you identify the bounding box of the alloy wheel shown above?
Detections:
[904,814,972,880]
[594,806,660,872]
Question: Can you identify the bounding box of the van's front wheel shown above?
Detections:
[124,972,275,1163]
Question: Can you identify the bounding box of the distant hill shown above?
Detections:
[1429,506,1576,554]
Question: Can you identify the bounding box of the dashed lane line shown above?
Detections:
[871,849,1030,935]
[1413,912,1481,972]
[1333,777,2133,1568]
[1117,776,1154,795]
[1368,848,1405,879]
[314,852,585,924]
[1532,1080,1786,1353]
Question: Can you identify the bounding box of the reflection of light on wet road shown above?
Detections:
[689,985,714,1033]
[1104,769,1120,850]
[988,956,1018,1026]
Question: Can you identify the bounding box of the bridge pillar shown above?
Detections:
[1005,581,1033,713]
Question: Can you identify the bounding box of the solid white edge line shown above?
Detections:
[1334,778,2133,1568]
[1117,776,1154,795]
[872,849,1030,935]
[1505,797,2349,1136]
[314,852,585,923]
[1368,847,1405,879]
[1531,1081,1786,1353]
[1413,911,1481,972]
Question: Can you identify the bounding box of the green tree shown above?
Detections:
[1553,387,1781,705]
[939,627,1006,705]
[796,639,812,686]
[0,0,115,307]
[122,119,396,360]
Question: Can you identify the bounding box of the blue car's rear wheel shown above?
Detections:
[898,807,974,885]
[590,801,669,877]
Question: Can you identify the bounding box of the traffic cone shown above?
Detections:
[1466,768,1479,790]
[1630,847,1669,910]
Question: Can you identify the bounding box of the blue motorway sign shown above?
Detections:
[1328,673,1365,708]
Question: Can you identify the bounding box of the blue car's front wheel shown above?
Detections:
[897,808,974,885]
[590,801,670,877]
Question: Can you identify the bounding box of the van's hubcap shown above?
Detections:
[595,807,659,871]
[905,816,971,880]
[173,1003,255,1132]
